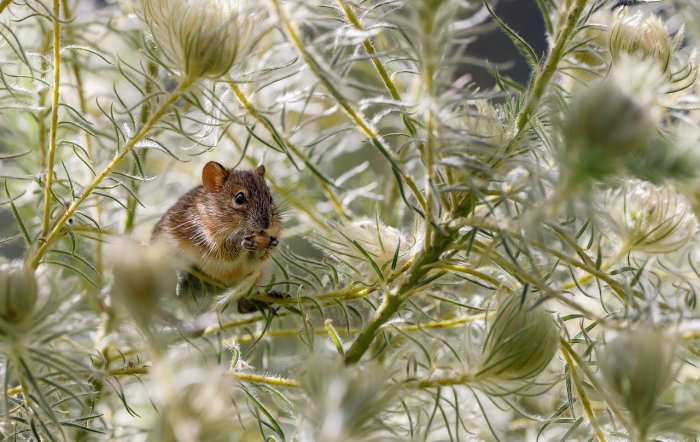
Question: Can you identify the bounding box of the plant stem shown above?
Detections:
[235,313,486,344]
[0,0,11,15]
[229,372,300,388]
[109,365,300,388]
[227,80,350,220]
[269,0,428,215]
[37,29,51,166]
[344,233,452,364]
[41,0,62,237]
[515,0,588,131]
[124,60,158,233]
[60,0,104,282]
[335,0,402,101]
[462,217,628,301]
[561,343,607,442]
[559,338,631,431]
[408,372,475,389]
[30,79,193,269]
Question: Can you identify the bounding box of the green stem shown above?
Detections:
[559,338,631,431]
[0,0,11,15]
[408,372,475,389]
[344,233,452,364]
[269,0,428,215]
[124,60,158,233]
[336,0,402,101]
[515,0,589,131]
[37,30,51,166]
[109,365,300,388]
[235,312,487,344]
[60,0,104,282]
[462,218,628,302]
[41,0,62,237]
[561,342,607,442]
[30,79,193,269]
[227,80,350,221]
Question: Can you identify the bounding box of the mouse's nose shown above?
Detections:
[251,231,280,249]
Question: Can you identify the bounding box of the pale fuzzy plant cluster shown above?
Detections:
[4,0,700,441]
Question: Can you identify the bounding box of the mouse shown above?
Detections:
[152,162,282,286]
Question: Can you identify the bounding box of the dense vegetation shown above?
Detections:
[2,0,700,440]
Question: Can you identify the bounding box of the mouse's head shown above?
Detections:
[200,161,281,253]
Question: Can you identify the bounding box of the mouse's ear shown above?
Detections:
[202,161,229,192]
[255,165,266,177]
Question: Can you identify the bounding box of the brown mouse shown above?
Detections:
[153,162,281,285]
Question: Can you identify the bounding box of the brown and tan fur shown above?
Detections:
[153,162,281,284]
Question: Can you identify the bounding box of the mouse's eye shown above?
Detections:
[234,192,247,206]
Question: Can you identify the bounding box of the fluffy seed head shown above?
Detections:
[143,0,258,80]
[561,67,660,185]
[324,219,417,275]
[598,330,677,437]
[475,296,559,389]
[147,358,242,442]
[610,13,671,70]
[108,238,179,330]
[605,180,698,254]
[298,356,396,442]
[0,261,38,326]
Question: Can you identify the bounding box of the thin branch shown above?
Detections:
[41,0,62,237]
[561,342,607,442]
[515,0,589,131]
[227,80,350,221]
[30,79,194,269]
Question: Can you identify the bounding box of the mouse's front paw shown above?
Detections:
[236,290,291,314]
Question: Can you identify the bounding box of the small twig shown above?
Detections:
[515,0,589,132]
[30,79,194,268]
[561,342,607,442]
[41,0,62,237]
[227,80,350,220]
[109,365,300,388]
[269,0,428,216]
[0,0,12,15]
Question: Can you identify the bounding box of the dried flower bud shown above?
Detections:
[143,0,259,80]
[108,238,179,330]
[610,13,671,70]
[324,219,417,274]
[561,71,659,185]
[475,296,558,390]
[598,330,677,439]
[298,356,396,442]
[0,261,38,325]
[147,358,242,442]
[605,180,697,254]
[457,100,510,146]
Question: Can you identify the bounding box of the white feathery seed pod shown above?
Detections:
[142,0,259,80]
[146,357,244,442]
[323,219,418,275]
[297,356,396,442]
[108,238,181,331]
[0,261,38,327]
[604,179,698,254]
[474,295,559,393]
[610,12,671,71]
[598,329,678,440]
[558,55,698,185]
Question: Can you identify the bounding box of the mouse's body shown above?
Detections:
[153,163,281,285]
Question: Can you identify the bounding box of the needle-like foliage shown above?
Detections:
[1,0,700,440]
